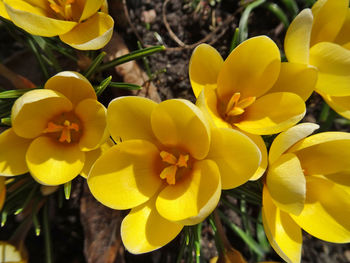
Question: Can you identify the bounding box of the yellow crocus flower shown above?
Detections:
[87,96,261,253]
[189,36,317,181]
[189,36,316,136]
[0,0,114,50]
[0,71,108,185]
[285,0,350,119]
[262,123,350,263]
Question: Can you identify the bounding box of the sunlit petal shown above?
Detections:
[289,132,350,175]
[107,96,158,143]
[60,12,114,50]
[75,99,107,151]
[321,93,350,120]
[87,140,162,210]
[78,0,104,21]
[310,42,350,96]
[334,9,350,46]
[217,36,280,101]
[262,186,302,263]
[156,159,221,225]
[268,62,317,101]
[11,89,72,139]
[26,136,84,185]
[80,138,114,178]
[0,129,31,176]
[151,99,211,160]
[4,0,77,36]
[266,153,306,215]
[196,85,230,129]
[121,197,183,254]
[235,92,305,135]
[285,8,313,64]
[44,71,96,106]
[269,123,319,164]
[206,128,261,189]
[189,44,223,98]
[0,0,10,19]
[245,133,268,181]
[310,0,348,45]
[292,176,350,243]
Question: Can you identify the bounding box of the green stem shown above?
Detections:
[194,223,202,263]
[84,52,106,79]
[263,2,289,28]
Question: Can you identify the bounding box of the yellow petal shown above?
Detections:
[107,96,158,143]
[0,0,10,19]
[4,0,77,36]
[289,132,350,175]
[334,9,350,46]
[80,138,114,178]
[78,0,104,21]
[217,36,280,102]
[87,140,162,210]
[0,241,27,263]
[291,176,350,243]
[310,42,350,96]
[0,129,31,176]
[189,44,223,98]
[266,153,306,215]
[285,8,313,64]
[235,92,305,135]
[310,0,349,45]
[321,93,350,119]
[151,99,211,160]
[206,128,261,189]
[268,62,317,101]
[196,85,231,129]
[75,99,107,151]
[44,71,96,106]
[12,89,72,139]
[60,12,114,50]
[262,186,302,263]
[156,159,221,225]
[269,123,319,164]
[245,133,268,181]
[26,136,84,185]
[121,197,183,254]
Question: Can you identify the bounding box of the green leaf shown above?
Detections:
[109,82,142,91]
[264,2,289,28]
[239,0,266,43]
[98,45,165,71]
[279,0,299,17]
[0,89,32,99]
[219,210,265,257]
[64,181,72,200]
[84,52,107,79]
[95,76,112,96]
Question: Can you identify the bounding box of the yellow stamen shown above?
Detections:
[225,92,256,117]
[160,151,177,165]
[48,0,75,20]
[159,151,189,185]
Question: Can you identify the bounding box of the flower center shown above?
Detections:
[43,112,81,143]
[48,0,75,20]
[225,92,256,117]
[159,151,189,185]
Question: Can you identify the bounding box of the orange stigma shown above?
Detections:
[159,151,189,185]
[44,119,79,143]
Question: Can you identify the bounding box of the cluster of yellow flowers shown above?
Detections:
[0,0,349,262]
